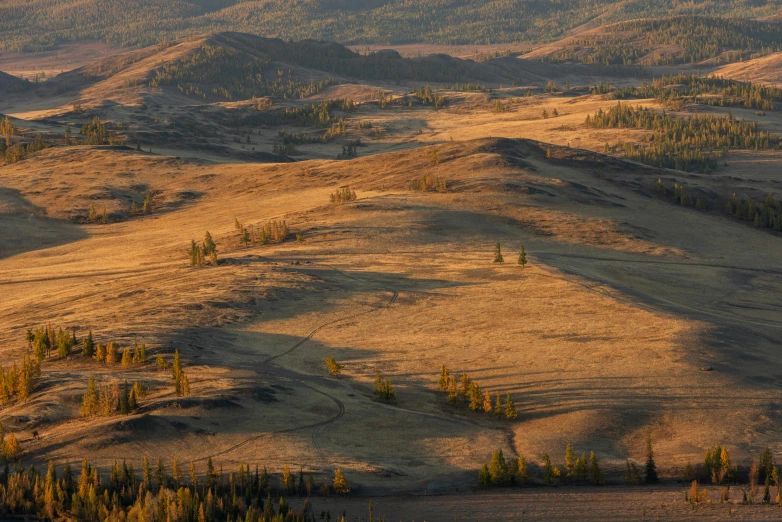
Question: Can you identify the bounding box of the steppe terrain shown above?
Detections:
[2,30,782,519]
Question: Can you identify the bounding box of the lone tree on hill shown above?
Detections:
[518,244,527,267]
[323,356,343,377]
[645,436,659,484]
[333,469,350,495]
[494,243,504,263]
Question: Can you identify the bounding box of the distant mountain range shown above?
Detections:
[2,0,782,52]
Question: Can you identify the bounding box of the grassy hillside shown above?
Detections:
[3,0,782,51]
[529,16,782,66]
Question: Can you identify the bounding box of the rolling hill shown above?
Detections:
[526,16,782,66]
[1,136,782,513]
[3,1,782,52]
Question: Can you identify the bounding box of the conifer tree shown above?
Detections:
[206,457,217,490]
[494,393,502,418]
[468,382,483,412]
[94,343,106,363]
[3,433,19,461]
[589,451,605,485]
[542,453,561,485]
[172,458,181,490]
[81,376,99,417]
[203,231,217,265]
[488,449,509,485]
[128,386,138,411]
[121,349,132,367]
[105,342,118,365]
[332,469,350,495]
[447,377,459,405]
[493,243,504,263]
[142,456,151,490]
[645,436,659,484]
[478,464,491,487]
[437,365,449,391]
[189,461,197,489]
[565,443,575,477]
[155,458,166,491]
[119,380,131,414]
[504,394,518,420]
[518,244,527,268]
[82,330,95,358]
[483,390,493,414]
[516,454,529,485]
[323,356,343,377]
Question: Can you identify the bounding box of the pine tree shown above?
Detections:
[516,454,529,485]
[483,390,493,414]
[82,330,95,358]
[172,458,181,490]
[589,451,605,485]
[518,244,527,267]
[203,231,218,265]
[121,349,132,367]
[119,380,130,414]
[468,382,483,412]
[142,456,151,490]
[81,376,99,417]
[504,394,517,420]
[128,387,138,411]
[494,393,502,418]
[488,449,509,485]
[478,464,491,487]
[323,356,343,377]
[105,342,118,365]
[493,243,504,263]
[565,443,575,477]
[332,469,350,495]
[645,436,659,484]
[155,458,166,491]
[446,377,459,405]
[437,365,449,391]
[542,453,560,485]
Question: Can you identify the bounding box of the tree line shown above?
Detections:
[0,456,353,522]
[587,102,781,172]
[614,74,782,112]
[538,16,782,66]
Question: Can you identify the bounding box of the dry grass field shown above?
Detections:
[2,34,782,519]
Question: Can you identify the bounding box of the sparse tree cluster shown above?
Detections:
[727,192,782,230]
[373,371,395,404]
[188,232,218,267]
[130,191,156,216]
[81,377,144,417]
[80,117,125,146]
[171,349,191,397]
[479,446,605,488]
[409,173,447,192]
[478,449,529,488]
[437,366,517,420]
[235,218,290,247]
[0,356,40,405]
[330,186,357,204]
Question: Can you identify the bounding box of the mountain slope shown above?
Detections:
[526,16,782,66]
[3,1,782,51]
